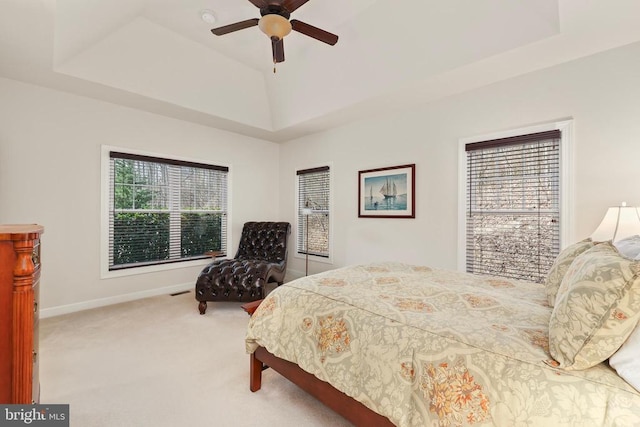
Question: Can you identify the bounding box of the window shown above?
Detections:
[464,130,561,283]
[108,151,228,271]
[297,166,330,259]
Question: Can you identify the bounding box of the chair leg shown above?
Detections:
[198,301,207,315]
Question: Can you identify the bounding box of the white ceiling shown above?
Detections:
[2,0,640,142]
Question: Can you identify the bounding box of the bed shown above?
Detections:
[246,248,640,426]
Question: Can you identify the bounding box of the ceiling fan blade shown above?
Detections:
[247,0,268,8]
[290,20,338,45]
[272,37,285,63]
[282,0,310,13]
[211,18,259,36]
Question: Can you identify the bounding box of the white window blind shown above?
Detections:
[297,166,330,258]
[465,130,560,283]
[109,151,228,270]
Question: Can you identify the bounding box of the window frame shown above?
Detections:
[294,164,333,268]
[457,120,574,275]
[100,145,232,278]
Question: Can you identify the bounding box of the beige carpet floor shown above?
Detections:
[39,291,353,426]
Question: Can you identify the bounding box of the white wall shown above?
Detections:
[0,77,280,315]
[279,41,640,276]
[4,40,640,315]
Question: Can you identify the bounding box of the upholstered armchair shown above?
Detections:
[195,221,290,314]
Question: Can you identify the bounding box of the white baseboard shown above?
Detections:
[40,282,194,319]
[42,266,306,319]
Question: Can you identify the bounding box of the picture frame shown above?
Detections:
[358,164,415,218]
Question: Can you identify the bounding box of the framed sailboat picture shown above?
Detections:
[358,164,415,218]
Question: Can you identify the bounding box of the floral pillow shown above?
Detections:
[544,238,595,307]
[548,242,640,370]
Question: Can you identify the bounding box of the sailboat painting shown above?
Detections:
[358,164,415,218]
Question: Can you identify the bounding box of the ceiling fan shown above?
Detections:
[210,0,339,70]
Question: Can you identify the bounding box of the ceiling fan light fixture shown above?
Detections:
[258,14,292,40]
[200,9,216,24]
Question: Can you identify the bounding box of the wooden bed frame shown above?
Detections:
[250,346,395,426]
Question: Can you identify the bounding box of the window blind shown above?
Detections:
[297,166,330,258]
[465,130,560,283]
[109,151,228,270]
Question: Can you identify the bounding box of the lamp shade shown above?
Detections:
[590,204,640,242]
[258,14,292,40]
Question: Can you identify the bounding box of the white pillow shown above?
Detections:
[609,320,640,392]
[614,235,640,259]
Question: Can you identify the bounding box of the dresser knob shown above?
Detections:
[33,350,37,363]
[34,301,38,313]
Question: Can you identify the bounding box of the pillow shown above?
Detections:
[614,235,640,260]
[609,320,640,392]
[545,238,595,307]
[548,242,640,370]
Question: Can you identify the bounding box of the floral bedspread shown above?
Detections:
[245,262,640,426]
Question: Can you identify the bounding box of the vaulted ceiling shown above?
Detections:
[3,0,640,142]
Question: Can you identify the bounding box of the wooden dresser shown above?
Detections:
[0,224,44,404]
